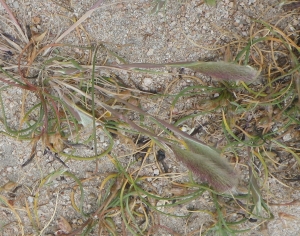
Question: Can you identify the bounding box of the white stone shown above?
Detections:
[143,77,152,87]
[28,196,34,203]
[13,1,19,8]
[99,134,105,143]
[283,133,292,142]
[36,150,43,157]
[146,48,154,56]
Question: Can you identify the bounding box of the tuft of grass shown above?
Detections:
[0,1,299,235]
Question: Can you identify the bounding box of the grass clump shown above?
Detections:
[0,1,299,235]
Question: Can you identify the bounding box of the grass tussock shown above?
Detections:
[0,1,300,235]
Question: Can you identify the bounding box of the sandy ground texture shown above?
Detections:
[1,0,300,235]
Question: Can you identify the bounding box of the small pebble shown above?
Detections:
[143,78,152,87]
[36,150,43,157]
[146,48,154,56]
[13,1,19,8]
[99,134,105,143]
[116,3,123,9]
[283,133,292,142]
[28,196,34,203]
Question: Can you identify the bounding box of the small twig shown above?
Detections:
[44,148,69,168]
[22,139,38,167]
[21,153,35,167]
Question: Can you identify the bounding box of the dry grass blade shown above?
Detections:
[53,8,97,44]
[0,0,20,27]
[43,2,126,55]
[0,195,24,234]
[39,191,60,235]
[0,6,27,43]
[0,33,22,52]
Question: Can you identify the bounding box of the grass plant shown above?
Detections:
[0,1,299,235]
